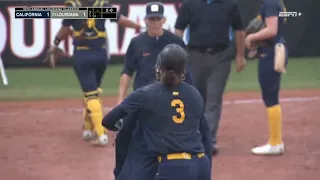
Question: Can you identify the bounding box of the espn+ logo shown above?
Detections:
[279,11,302,18]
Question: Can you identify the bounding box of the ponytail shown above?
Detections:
[162,70,179,89]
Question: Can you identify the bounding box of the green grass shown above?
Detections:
[1,57,319,101]
[226,57,320,91]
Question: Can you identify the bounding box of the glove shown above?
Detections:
[245,18,273,48]
[245,17,265,35]
[43,46,68,68]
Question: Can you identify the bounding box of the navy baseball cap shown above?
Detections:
[146,2,164,18]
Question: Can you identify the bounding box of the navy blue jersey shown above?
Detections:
[122,30,193,89]
[62,0,119,49]
[259,0,286,44]
[103,82,206,154]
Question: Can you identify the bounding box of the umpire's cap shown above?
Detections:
[146,2,164,18]
[156,44,188,74]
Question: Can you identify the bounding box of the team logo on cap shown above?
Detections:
[151,4,159,12]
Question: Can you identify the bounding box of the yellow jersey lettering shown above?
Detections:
[170,99,185,124]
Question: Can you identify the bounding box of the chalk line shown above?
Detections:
[0,96,319,116]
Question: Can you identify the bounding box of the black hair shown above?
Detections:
[156,44,188,89]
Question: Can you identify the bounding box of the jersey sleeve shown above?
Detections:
[174,0,191,31]
[229,0,244,30]
[121,39,138,76]
[102,88,144,131]
[264,0,280,18]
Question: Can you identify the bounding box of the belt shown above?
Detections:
[188,45,227,55]
[157,152,205,163]
[73,31,107,38]
[75,45,106,50]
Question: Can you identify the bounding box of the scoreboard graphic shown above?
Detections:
[15,7,117,19]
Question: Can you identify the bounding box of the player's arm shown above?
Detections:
[230,0,245,59]
[53,20,72,47]
[117,40,138,104]
[174,0,191,38]
[193,87,212,166]
[199,115,213,167]
[53,0,74,46]
[118,15,142,30]
[102,89,144,131]
[43,19,72,67]
[110,12,142,30]
[247,1,279,41]
[43,0,74,67]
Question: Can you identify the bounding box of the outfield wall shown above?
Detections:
[0,0,318,67]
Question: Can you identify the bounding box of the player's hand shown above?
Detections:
[43,46,68,68]
[247,49,258,59]
[43,45,58,68]
[245,34,255,50]
[235,56,246,72]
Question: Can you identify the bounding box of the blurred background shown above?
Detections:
[0,0,319,101]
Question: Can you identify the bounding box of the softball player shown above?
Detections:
[44,0,142,146]
[112,2,197,179]
[245,0,287,155]
[103,44,211,180]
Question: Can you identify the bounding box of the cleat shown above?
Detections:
[90,134,109,146]
[251,143,285,155]
[98,134,109,145]
[82,130,95,141]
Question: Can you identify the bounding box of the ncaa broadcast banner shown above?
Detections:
[0,0,186,67]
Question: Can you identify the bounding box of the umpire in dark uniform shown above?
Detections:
[175,0,246,155]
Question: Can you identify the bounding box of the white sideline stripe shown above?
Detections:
[0,96,319,116]
[223,96,320,105]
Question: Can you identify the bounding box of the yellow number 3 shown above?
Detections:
[171,99,185,124]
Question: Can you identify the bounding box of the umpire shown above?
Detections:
[175,0,246,155]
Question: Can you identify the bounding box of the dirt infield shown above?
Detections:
[1,89,320,180]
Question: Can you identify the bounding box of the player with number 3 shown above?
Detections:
[103,44,212,180]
